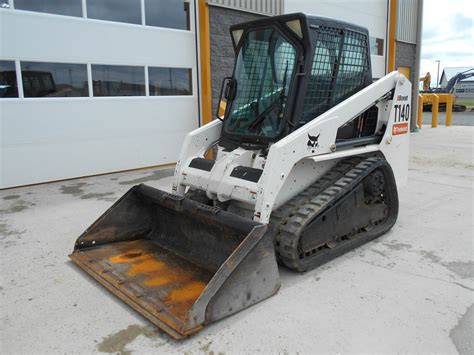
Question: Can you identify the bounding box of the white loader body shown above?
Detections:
[173,71,411,223]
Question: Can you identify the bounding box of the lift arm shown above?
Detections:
[255,72,411,222]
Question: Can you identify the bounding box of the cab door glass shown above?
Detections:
[224,28,297,139]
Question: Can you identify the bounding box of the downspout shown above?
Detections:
[198,0,212,127]
[412,0,424,130]
[387,0,397,72]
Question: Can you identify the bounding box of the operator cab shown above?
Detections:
[217,13,375,149]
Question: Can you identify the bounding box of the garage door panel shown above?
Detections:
[1,98,198,145]
[1,130,190,188]
[0,10,197,68]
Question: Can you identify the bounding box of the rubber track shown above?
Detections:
[270,157,362,248]
[272,156,391,271]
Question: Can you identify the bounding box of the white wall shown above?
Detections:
[0,5,199,188]
[454,82,474,102]
[284,0,389,78]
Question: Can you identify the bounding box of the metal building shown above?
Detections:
[0,0,423,188]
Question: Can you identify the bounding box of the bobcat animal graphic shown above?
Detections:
[307,133,320,148]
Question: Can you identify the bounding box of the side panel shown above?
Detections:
[380,76,411,186]
[203,231,280,324]
[274,158,336,208]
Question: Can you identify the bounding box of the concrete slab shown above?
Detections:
[422,111,474,126]
[1,127,473,353]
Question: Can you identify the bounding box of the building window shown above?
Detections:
[145,0,190,30]
[92,64,145,96]
[149,67,192,96]
[87,0,141,25]
[0,60,19,98]
[21,62,89,98]
[14,0,83,17]
[369,37,384,56]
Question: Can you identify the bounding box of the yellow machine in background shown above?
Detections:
[419,72,431,91]
[420,68,474,114]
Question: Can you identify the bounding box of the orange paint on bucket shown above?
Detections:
[109,252,166,276]
[108,250,146,264]
[143,275,172,287]
[128,257,165,276]
[168,282,206,303]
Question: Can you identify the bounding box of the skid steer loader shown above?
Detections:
[70,13,411,339]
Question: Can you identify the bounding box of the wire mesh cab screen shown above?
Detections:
[301,27,370,123]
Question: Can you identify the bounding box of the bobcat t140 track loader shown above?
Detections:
[70,13,411,339]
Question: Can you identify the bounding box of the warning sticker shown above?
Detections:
[392,122,409,135]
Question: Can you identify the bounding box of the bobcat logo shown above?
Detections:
[307,133,320,148]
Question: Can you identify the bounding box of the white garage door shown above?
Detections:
[0,0,199,188]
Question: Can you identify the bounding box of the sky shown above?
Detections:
[420,0,474,86]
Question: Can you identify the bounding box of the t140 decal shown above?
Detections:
[392,103,410,135]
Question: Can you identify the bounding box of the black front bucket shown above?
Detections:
[70,184,280,339]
